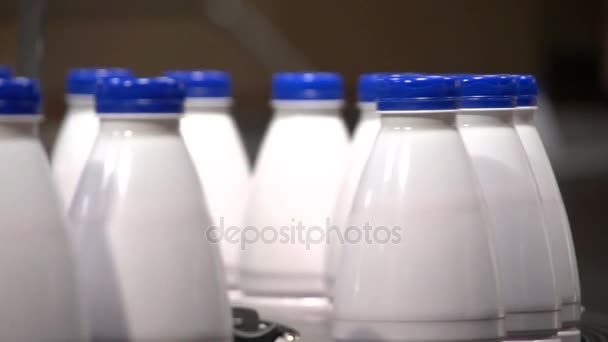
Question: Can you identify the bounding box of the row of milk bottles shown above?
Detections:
[239,72,581,342]
[0,66,238,341]
[329,74,582,342]
[236,73,581,342]
[53,68,247,293]
[0,64,582,342]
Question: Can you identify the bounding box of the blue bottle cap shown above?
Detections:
[359,73,426,102]
[0,65,13,79]
[358,73,388,102]
[96,77,185,114]
[67,68,133,95]
[377,74,458,111]
[0,78,41,114]
[164,70,231,98]
[515,75,538,107]
[272,72,343,100]
[358,73,398,103]
[443,73,477,79]
[459,75,517,109]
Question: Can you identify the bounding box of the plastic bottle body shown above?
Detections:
[52,95,100,209]
[239,100,348,342]
[332,111,504,342]
[241,101,349,297]
[327,101,381,288]
[457,108,561,337]
[0,116,86,342]
[70,115,232,341]
[514,106,581,340]
[180,98,250,291]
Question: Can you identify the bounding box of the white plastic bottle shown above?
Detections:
[457,75,561,341]
[0,78,86,342]
[240,72,349,341]
[326,73,384,289]
[165,70,250,296]
[514,75,581,342]
[52,68,132,209]
[332,75,504,342]
[0,65,12,78]
[70,77,232,342]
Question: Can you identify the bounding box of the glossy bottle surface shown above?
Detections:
[327,102,380,288]
[457,108,560,336]
[70,116,232,341]
[241,101,349,297]
[0,117,86,342]
[52,95,100,209]
[514,106,581,326]
[181,98,250,291]
[333,112,504,342]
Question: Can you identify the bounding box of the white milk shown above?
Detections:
[70,77,232,341]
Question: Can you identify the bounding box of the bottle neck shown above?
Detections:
[183,97,232,114]
[513,106,537,125]
[379,110,457,129]
[99,114,180,135]
[457,107,514,126]
[272,100,343,117]
[358,102,378,120]
[66,94,95,112]
[0,115,40,138]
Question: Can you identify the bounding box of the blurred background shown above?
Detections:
[1,0,607,319]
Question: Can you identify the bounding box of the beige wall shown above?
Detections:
[0,0,598,147]
[1,1,543,105]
